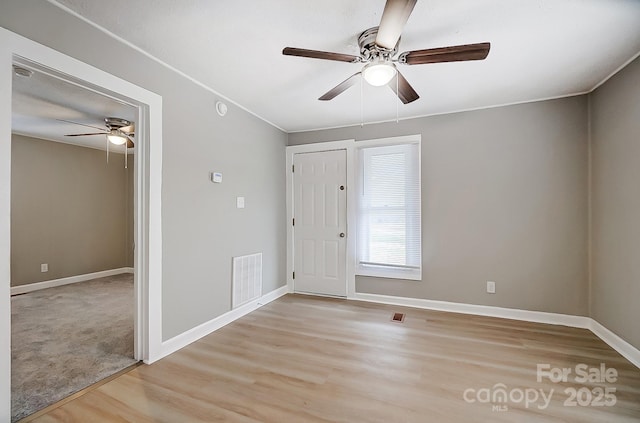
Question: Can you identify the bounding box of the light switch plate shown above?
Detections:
[236,196,245,209]
[211,172,222,183]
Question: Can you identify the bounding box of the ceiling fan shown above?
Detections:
[61,117,135,168]
[62,117,135,148]
[282,0,491,104]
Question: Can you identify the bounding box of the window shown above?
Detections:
[356,139,421,280]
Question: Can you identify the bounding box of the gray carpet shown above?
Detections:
[11,273,137,422]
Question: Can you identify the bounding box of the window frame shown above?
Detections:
[355,135,422,281]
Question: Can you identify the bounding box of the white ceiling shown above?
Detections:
[45,0,640,132]
[12,65,136,151]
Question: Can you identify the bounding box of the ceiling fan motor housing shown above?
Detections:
[358,27,399,61]
[104,117,131,130]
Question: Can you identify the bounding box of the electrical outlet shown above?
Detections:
[41,263,48,273]
[487,281,496,294]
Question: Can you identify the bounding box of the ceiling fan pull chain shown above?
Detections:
[396,73,399,123]
[106,136,109,164]
[360,76,364,127]
[125,143,128,169]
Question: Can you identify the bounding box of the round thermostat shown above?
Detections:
[215,101,228,117]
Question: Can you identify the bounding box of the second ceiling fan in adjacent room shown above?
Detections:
[62,117,135,168]
[63,117,135,148]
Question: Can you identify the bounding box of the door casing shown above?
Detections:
[286,140,357,299]
[0,27,164,422]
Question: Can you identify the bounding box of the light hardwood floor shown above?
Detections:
[27,294,640,422]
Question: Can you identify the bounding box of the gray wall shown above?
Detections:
[11,135,133,286]
[590,56,640,349]
[0,1,287,340]
[290,96,589,316]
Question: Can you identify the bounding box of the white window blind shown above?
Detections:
[356,142,421,280]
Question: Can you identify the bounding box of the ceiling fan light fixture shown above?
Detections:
[362,58,397,86]
[107,130,127,145]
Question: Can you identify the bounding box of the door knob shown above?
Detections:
[339,232,345,238]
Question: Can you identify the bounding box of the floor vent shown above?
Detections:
[232,253,263,309]
[391,312,405,322]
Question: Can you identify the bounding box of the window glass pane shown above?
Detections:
[370,153,405,208]
[367,209,406,265]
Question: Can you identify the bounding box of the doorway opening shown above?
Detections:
[10,62,139,421]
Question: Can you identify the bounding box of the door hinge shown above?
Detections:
[292,164,295,173]
[292,218,295,226]
[292,271,295,279]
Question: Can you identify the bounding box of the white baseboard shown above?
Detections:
[588,319,640,369]
[351,292,640,369]
[351,292,590,328]
[158,285,288,360]
[10,267,135,295]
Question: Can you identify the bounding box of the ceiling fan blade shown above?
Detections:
[283,47,360,63]
[399,42,491,65]
[388,70,419,104]
[375,0,417,50]
[64,132,107,137]
[56,118,105,131]
[125,137,134,149]
[319,73,361,101]
[120,124,135,135]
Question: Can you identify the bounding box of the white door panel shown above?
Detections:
[293,150,347,296]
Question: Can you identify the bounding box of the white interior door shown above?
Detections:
[293,150,347,296]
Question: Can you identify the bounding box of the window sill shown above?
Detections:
[357,266,421,281]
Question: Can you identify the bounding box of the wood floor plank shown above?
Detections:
[32,294,640,422]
